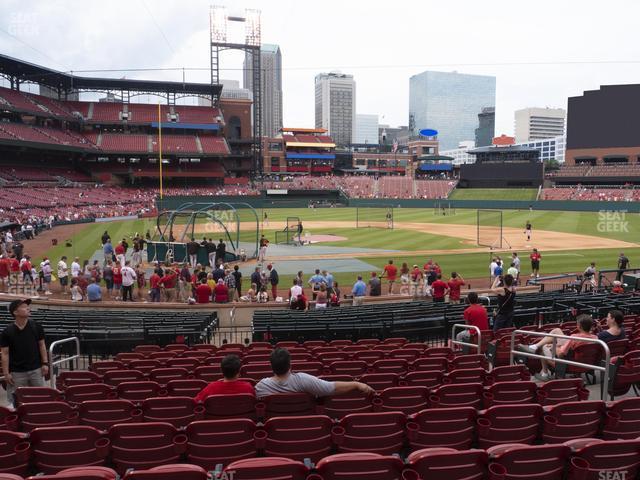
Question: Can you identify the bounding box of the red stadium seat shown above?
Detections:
[564,438,640,480]
[276,341,301,349]
[541,401,606,443]
[192,344,218,354]
[352,350,386,362]
[476,404,544,448]
[423,347,454,359]
[64,384,116,405]
[602,397,640,440]
[316,352,350,364]
[329,360,368,376]
[108,422,186,474]
[17,401,79,432]
[29,425,109,473]
[448,354,489,371]
[406,447,488,480]
[387,348,421,361]
[410,357,448,372]
[291,361,324,376]
[333,411,405,455]
[0,406,18,430]
[407,407,476,451]
[141,396,203,428]
[537,378,589,405]
[0,430,31,476]
[483,381,538,407]
[56,371,102,390]
[311,452,405,480]
[90,361,126,376]
[243,353,273,364]
[383,338,408,346]
[165,357,201,371]
[147,352,177,362]
[263,415,333,462]
[223,457,309,480]
[488,443,571,480]
[25,466,117,480]
[320,391,373,419]
[609,350,640,398]
[116,381,165,403]
[606,339,629,357]
[122,464,207,480]
[443,368,487,385]
[303,340,326,349]
[79,399,142,430]
[487,335,522,368]
[193,365,221,382]
[181,351,214,362]
[149,367,190,386]
[134,345,162,354]
[330,340,353,348]
[102,369,144,387]
[485,364,530,384]
[356,339,381,346]
[375,386,429,415]
[129,360,163,377]
[115,353,146,365]
[556,343,604,384]
[185,419,258,469]
[164,344,189,353]
[359,373,400,392]
[14,387,63,405]
[240,362,274,381]
[203,393,258,421]
[400,370,443,389]
[429,383,484,409]
[371,359,409,375]
[262,393,317,419]
[166,379,208,397]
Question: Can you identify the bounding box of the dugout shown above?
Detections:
[459,145,544,188]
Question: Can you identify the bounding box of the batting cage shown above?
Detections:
[148,202,259,264]
[477,209,504,249]
[275,216,302,245]
[356,204,394,229]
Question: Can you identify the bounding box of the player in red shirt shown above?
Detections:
[195,278,212,304]
[430,274,448,303]
[447,272,465,304]
[0,254,10,292]
[529,248,541,278]
[194,354,254,402]
[382,259,398,295]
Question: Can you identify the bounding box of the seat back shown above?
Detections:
[407,447,488,480]
[486,365,529,384]
[223,457,309,480]
[79,399,140,430]
[102,369,144,387]
[429,383,484,409]
[262,393,316,419]
[25,466,117,480]
[449,354,489,371]
[193,365,221,382]
[90,361,126,376]
[203,393,257,421]
[56,371,102,390]
[329,360,368,376]
[320,391,373,419]
[166,379,208,397]
[263,415,333,462]
[359,373,399,392]
[408,407,476,451]
[567,439,640,480]
[410,357,448,372]
[401,370,443,390]
[17,401,78,432]
[121,464,208,480]
[602,397,640,440]
[371,359,409,375]
[0,430,30,476]
[64,384,115,405]
[313,452,405,480]
[141,396,199,428]
[489,444,571,480]
[444,368,486,385]
[149,368,190,386]
[335,412,406,455]
[14,387,63,406]
[537,378,588,406]
[477,404,543,448]
[542,401,606,443]
[116,381,164,403]
[378,386,429,415]
[185,419,257,469]
[484,381,538,407]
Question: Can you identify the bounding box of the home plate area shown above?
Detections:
[304,234,347,243]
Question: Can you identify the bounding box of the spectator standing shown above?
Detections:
[322,270,334,292]
[447,272,465,304]
[382,260,398,295]
[258,236,269,263]
[0,254,9,293]
[195,278,212,304]
[187,238,200,269]
[179,263,192,302]
[101,231,110,245]
[194,355,254,402]
[103,239,114,267]
[530,248,541,278]
[431,274,448,303]
[315,284,328,309]
[512,252,521,275]
[216,238,227,266]
[368,272,382,296]
[267,264,279,300]
[224,269,236,301]
[135,265,146,300]
[255,349,373,399]
[112,261,123,301]
[70,257,81,279]
[212,264,225,283]
[352,275,367,306]
[149,268,162,303]
[160,266,178,302]
[232,265,242,298]
[86,278,102,302]
[203,238,216,268]
[115,242,126,267]
[489,257,498,284]
[1,299,48,406]
[617,252,630,281]
[492,274,516,331]
[20,255,33,286]
[41,259,52,295]
[507,263,519,281]
[399,262,410,295]
[57,256,69,294]
[121,261,137,302]
[214,279,230,303]
[250,267,262,292]
[103,261,114,299]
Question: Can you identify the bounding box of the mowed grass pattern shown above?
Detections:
[449,188,538,201]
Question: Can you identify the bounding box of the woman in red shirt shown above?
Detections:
[112,262,123,301]
[214,279,229,303]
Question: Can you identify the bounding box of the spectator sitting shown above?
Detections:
[255,348,374,399]
[86,278,102,302]
[291,292,308,311]
[214,278,229,303]
[194,354,254,402]
[240,283,257,302]
[519,314,596,381]
[315,284,328,309]
[598,310,625,343]
[455,292,488,352]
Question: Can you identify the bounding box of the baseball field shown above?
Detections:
[33,206,639,289]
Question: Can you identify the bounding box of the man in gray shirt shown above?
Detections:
[255,348,374,399]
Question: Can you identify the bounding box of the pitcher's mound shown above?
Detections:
[305,234,347,244]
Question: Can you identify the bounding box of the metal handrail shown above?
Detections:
[48,337,80,388]
[509,329,611,401]
[451,324,481,352]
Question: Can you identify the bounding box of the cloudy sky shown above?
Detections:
[1,0,640,136]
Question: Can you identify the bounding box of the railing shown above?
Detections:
[451,324,481,352]
[509,329,611,401]
[49,336,81,388]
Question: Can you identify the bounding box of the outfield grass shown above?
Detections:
[449,188,538,201]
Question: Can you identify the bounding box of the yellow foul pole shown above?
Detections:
[158,102,163,199]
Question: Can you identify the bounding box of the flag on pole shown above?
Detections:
[392,138,399,153]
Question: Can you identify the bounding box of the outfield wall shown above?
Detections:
[156,195,640,213]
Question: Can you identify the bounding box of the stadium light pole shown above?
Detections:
[158,102,163,201]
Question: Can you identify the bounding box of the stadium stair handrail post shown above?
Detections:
[509,329,610,401]
[451,324,481,352]
[49,336,80,388]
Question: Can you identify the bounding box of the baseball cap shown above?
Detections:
[9,298,31,317]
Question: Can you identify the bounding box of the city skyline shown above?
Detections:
[1,0,639,137]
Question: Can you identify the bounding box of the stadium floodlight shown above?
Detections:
[244,9,261,46]
[210,5,227,43]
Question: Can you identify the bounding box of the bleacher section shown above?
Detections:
[551,163,640,178]
[542,187,639,201]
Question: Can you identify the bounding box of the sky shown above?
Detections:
[1,0,640,137]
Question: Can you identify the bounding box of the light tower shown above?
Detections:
[210,6,262,176]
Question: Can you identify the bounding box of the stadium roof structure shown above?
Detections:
[0,54,222,98]
[468,145,539,155]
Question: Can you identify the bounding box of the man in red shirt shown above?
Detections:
[447,272,465,304]
[114,242,126,267]
[530,248,541,278]
[160,266,178,302]
[382,259,398,295]
[149,268,162,303]
[430,274,448,303]
[0,254,10,293]
[194,355,254,402]
[195,278,212,304]
[455,292,489,352]
[8,255,19,287]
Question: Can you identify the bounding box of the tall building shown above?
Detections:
[514,107,565,143]
[354,114,379,144]
[199,80,252,106]
[475,107,495,147]
[442,136,566,165]
[409,70,496,150]
[243,44,283,137]
[315,72,356,146]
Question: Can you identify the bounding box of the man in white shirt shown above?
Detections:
[70,257,81,278]
[57,256,69,294]
[120,260,137,302]
[289,279,302,303]
[489,258,498,284]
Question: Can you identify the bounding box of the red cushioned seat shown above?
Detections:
[142,396,202,428]
[541,400,606,443]
[312,452,405,480]
[564,438,640,480]
[429,382,484,409]
[483,381,538,407]
[376,386,429,415]
[333,411,405,455]
[223,457,309,480]
[166,379,208,397]
[14,387,63,405]
[407,406,476,451]
[263,414,333,462]
[203,393,258,421]
[602,397,640,440]
[17,401,78,432]
[477,403,543,448]
[488,443,571,480]
[116,381,165,403]
[406,447,488,480]
[79,399,141,430]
